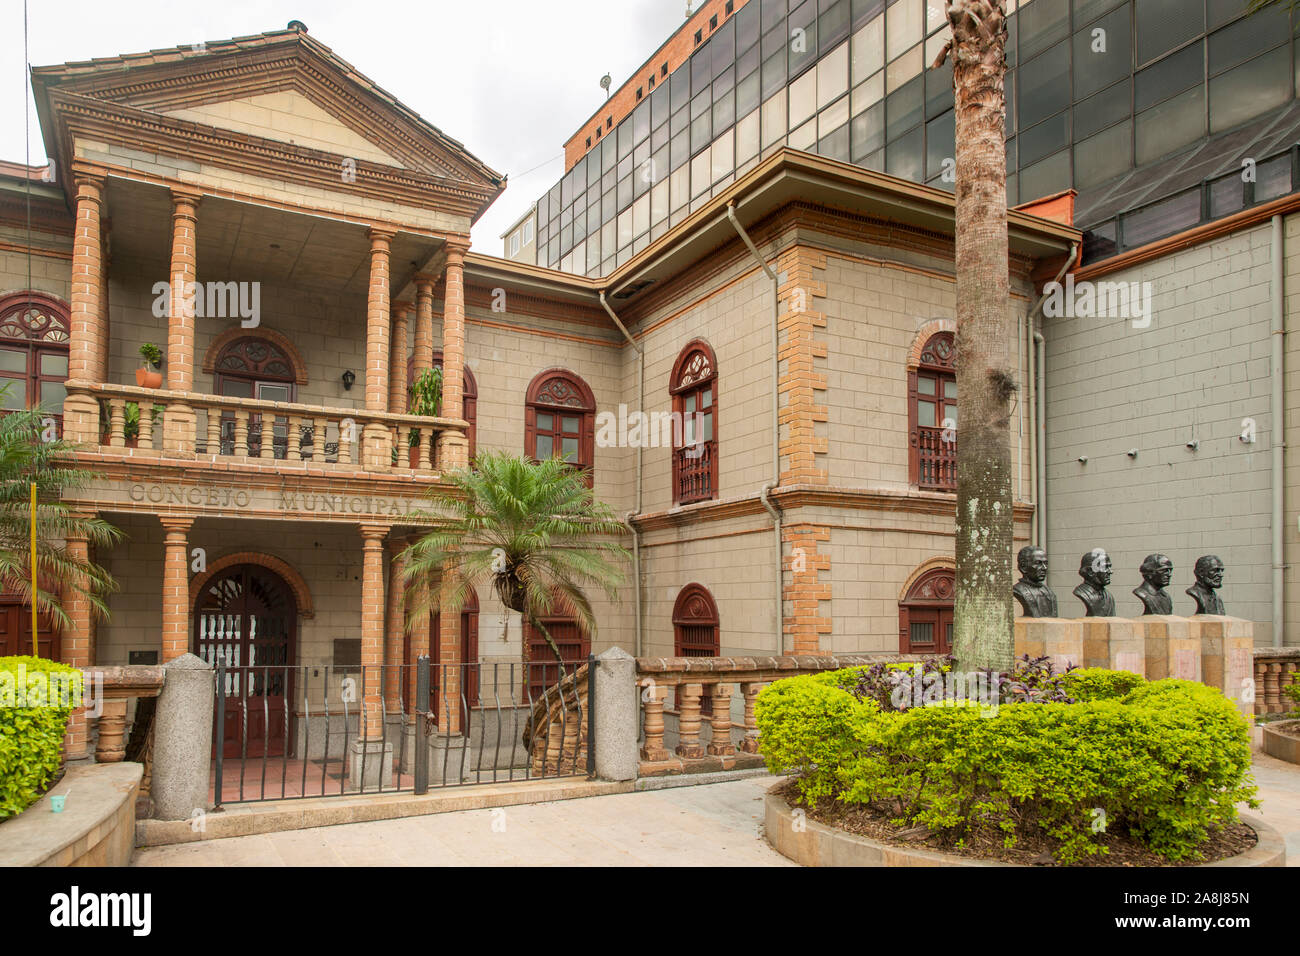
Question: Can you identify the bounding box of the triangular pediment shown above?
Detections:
[160,90,406,168]
[31,27,504,217]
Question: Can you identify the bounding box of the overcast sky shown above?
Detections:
[0,0,689,252]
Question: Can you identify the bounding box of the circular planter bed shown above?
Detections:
[1262,719,1300,765]
[764,783,1286,867]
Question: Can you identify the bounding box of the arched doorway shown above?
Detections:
[194,564,297,757]
[898,566,955,655]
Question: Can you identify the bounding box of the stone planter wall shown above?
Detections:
[0,762,142,867]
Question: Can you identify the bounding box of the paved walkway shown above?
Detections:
[132,756,1300,867]
[132,775,793,867]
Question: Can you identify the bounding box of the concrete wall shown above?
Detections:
[1044,220,1280,640]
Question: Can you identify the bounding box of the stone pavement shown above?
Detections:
[132,774,794,866]
[132,756,1300,867]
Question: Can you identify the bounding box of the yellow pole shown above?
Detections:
[30,482,39,657]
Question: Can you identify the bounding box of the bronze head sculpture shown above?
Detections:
[1133,553,1174,615]
[1186,555,1226,615]
[1073,548,1116,617]
[1012,545,1058,617]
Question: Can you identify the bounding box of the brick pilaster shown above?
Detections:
[437,240,470,471]
[359,525,387,738]
[388,301,411,413]
[405,534,430,712]
[783,523,832,655]
[436,568,462,734]
[383,538,407,712]
[160,517,193,662]
[62,172,105,444]
[777,247,829,485]
[163,189,201,456]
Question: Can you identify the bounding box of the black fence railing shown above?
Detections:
[211,657,591,807]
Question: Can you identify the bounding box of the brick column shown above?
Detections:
[413,276,436,375]
[97,223,111,384]
[62,172,106,444]
[383,539,407,713]
[163,189,201,457]
[406,535,429,712]
[160,517,193,662]
[388,301,412,413]
[359,525,387,738]
[362,230,395,469]
[61,530,93,761]
[436,568,463,734]
[436,240,470,470]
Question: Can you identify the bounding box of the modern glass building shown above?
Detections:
[514,0,1300,274]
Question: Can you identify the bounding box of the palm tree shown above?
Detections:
[400,451,629,670]
[932,2,1016,672]
[0,389,120,638]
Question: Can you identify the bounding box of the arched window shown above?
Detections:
[670,340,717,504]
[908,331,956,491]
[0,292,70,435]
[409,352,477,461]
[673,583,720,715]
[525,368,596,482]
[213,336,298,458]
[898,566,954,655]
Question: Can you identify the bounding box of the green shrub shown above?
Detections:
[1285,678,1299,714]
[760,671,1258,864]
[755,674,877,804]
[1062,667,1146,701]
[0,656,82,820]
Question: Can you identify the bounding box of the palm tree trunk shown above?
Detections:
[945,1,1015,672]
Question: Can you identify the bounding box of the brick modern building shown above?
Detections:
[5,9,1299,763]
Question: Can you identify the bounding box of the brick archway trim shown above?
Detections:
[898,556,955,602]
[906,319,956,369]
[202,325,308,385]
[189,551,315,618]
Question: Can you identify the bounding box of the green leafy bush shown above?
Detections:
[758,669,1258,863]
[1285,678,1299,715]
[1062,666,1146,701]
[0,656,82,820]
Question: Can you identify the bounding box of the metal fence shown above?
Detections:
[210,656,591,807]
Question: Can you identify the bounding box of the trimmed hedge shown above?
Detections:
[757,667,1258,863]
[0,656,82,820]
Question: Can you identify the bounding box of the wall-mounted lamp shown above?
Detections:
[1126,448,1139,459]
[1077,455,1088,465]
[341,370,356,391]
[1186,439,1200,451]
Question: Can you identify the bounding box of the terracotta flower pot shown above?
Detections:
[135,367,163,388]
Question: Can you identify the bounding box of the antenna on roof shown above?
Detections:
[599,73,612,100]
[287,20,308,33]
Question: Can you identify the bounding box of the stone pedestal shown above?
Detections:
[1014,618,1083,673]
[1080,617,1146,675]
[151,653,213,820]
[1136,615,1201,682]
[593,648,638,782]
[1189,616,1255,716]
[345,738,393,791]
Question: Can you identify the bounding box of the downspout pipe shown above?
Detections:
[1028,241,1078,558]
[600,291,645,657]
[726,200,784,654]
[1271,215,1285,647]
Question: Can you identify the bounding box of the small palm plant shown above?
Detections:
[0,388,120,635]
[401,451,628,669]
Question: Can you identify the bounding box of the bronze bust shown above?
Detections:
[1013,546,1058,617]
[1133,553,1174,615]
[1073,548,1116,617]
[1186,555,1226,615]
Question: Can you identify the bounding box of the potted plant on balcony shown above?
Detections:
[135,344,163,389]
[401,366,443,467]
[122,402,163,449]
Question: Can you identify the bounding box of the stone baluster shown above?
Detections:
[138,401,154,450]
[707,681,735,756]
[676,682,705,758]
[205,408,220,456]
[95,698,128,762]
[234,410,249,457]
[338,418,353,466]
[288,416,303,460]
[313,416,327,461]
[418,426,433,470]
[259,415,275,459]
[108,400,126,447]
[640,682,669,761]
[395,425,410,470]
[739,682,762,753]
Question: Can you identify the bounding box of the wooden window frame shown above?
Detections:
[907,331,956,492]
[525,368,596,485]
[670,339,718,505]
[0,292,70,434]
